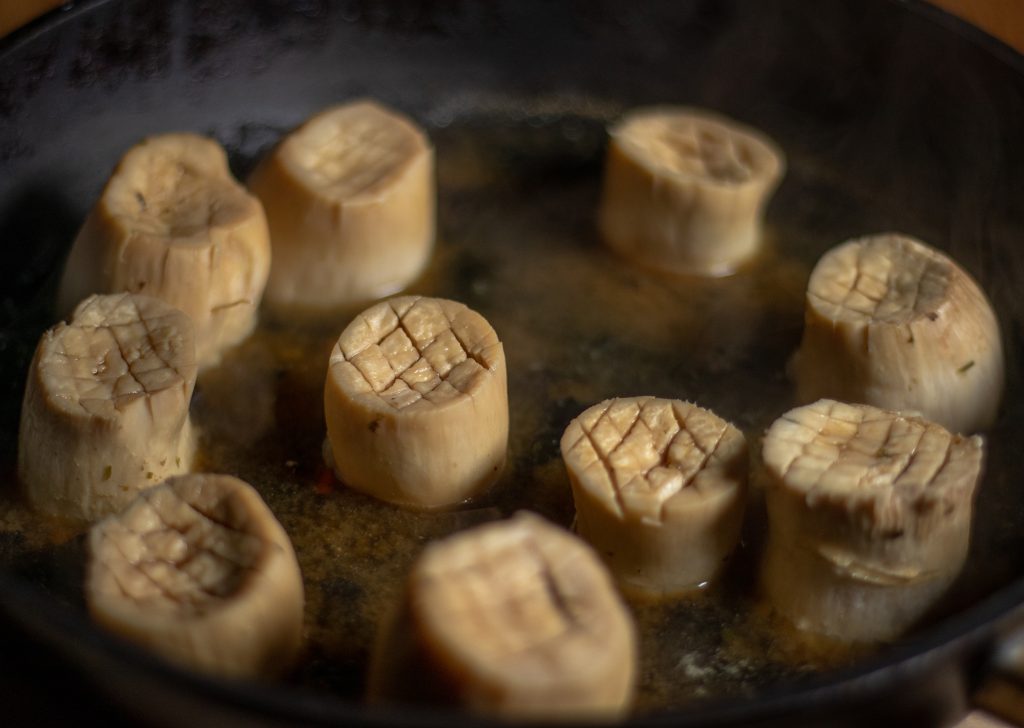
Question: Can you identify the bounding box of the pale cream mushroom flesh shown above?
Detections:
[86,473,305,679]
[562,396,747,596]
[369,512,637,719]
[792,233,1004,434]
[761,399,983,643]
[324,295,508,509]
[598,106,784,276]
[19,292,196,522]
[57,133,271,368]
[249,99,435,314]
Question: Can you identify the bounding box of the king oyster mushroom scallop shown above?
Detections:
[86,473,304,678]
[760,399,983,643]
[248,99,435,314]
[57,132,271,368]
[791,233,1004,434]
[19,293,196,523]
[368,512,637,719]
[598,106,785,276]
[561,397,748,596]
[324,295,508,509]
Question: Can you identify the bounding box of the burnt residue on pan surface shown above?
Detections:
[2,0,1024,723]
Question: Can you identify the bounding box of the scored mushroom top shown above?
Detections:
[57,132,271,368]
[329,295,503,414]
[611,106,784,189]
[276,100,432,203]
[90,476,269,617]
[561,397,747,523]
[102,133,262,243]
[87,473,305,678]
[19,291,197,522]
[409,511,636,716]
[598,105,785,277]
[37,292,196,421]
[807,233,972,325]
[760,399,983,642]
[762,399,983,538]
[793,233,1004,434]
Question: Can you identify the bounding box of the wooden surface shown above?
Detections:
[931,0,1024,53]
[0,1,1022,727]
[0,0,63,36]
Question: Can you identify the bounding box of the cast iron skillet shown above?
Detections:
[3,0,1024,725]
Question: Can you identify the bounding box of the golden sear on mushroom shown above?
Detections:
[331,295,502,411]
[561,397,741,522]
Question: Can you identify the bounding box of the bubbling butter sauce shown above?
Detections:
[1,113,1020,713]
